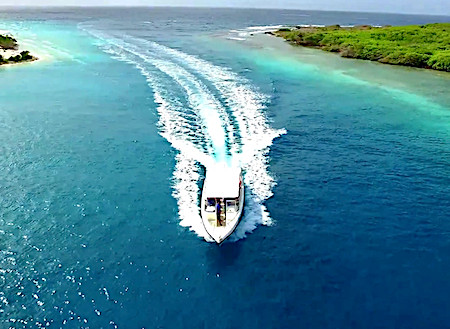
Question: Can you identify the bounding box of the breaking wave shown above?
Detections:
[225,25,284,41]
[79,24,286,242]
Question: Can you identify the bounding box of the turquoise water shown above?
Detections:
[1,8,450,329]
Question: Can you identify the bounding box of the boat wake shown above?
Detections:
[79,24,286,242]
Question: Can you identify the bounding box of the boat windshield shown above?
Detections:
[226,199,239,212]
[205,198,216,212]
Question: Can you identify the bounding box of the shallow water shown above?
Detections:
[0,7,449,329]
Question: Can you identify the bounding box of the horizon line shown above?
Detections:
[0,5,449,17]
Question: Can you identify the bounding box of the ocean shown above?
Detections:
[0,7,449,329]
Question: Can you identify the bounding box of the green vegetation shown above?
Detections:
[5,51,33,63]
[0,50,35,65]
[0,34,18,50]
[275,23,450,72]
[0,34,36,65]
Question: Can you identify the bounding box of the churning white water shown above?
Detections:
[80,25,286,242]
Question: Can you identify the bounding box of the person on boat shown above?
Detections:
[216,199,221,225]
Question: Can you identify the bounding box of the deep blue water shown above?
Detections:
[0,7,449,329]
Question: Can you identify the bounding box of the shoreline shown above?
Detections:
[271,23,450,72]
[219,31,450,108]
[0,31,39,67]
[0,56,39,67]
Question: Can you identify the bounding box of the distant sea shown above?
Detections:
[0,7,449,329]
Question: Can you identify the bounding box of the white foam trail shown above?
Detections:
[82,28,231,238]
[80,25,286,242]
[123,37,286,201]
[172,154,213,242]
[83,27,235,161]
[101,45,216,238]
[149,58,228,162]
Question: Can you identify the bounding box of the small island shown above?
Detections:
[272,23,450,72]
[0,33,37,65]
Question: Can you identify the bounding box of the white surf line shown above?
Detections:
[226,25,284,40]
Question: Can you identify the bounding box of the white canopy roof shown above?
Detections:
[203,164,242,198]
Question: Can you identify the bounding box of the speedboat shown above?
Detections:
[200,165,244,244]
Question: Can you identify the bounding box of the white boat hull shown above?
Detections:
[200,177,244,244]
